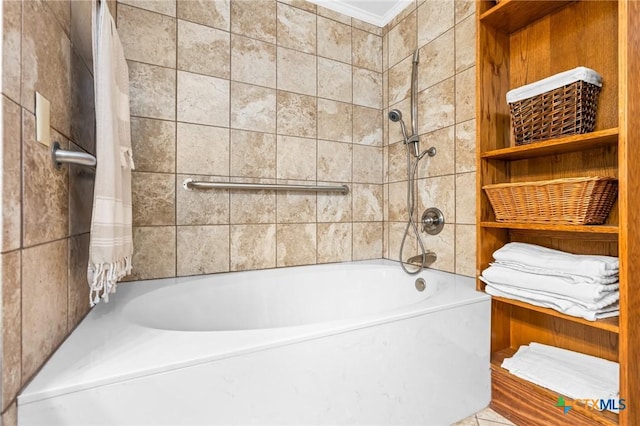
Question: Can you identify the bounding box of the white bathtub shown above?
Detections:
[18,260,491,425]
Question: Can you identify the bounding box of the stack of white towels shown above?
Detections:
[480,242,619,321]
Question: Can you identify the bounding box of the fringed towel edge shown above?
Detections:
[88,256,132,306]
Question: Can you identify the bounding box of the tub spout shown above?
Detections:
[406,251,437,266]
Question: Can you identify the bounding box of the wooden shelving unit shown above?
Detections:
[476,1,640,424]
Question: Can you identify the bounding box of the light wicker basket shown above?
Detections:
[483,177,618,225]
[508,68,602,145]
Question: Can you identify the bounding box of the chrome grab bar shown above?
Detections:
[51,141,97,169]
[183,179,349,194]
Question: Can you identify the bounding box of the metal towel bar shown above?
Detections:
[51,141,97,169]
[183,179,349,193]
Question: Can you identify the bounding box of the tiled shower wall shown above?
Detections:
[1,1,115,422]
[383,0,476,277]
[116,0,386,280]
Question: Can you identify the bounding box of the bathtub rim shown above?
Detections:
[18,259,489,406]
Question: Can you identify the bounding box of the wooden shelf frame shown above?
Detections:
[480,221,619,235]
[479,0,576,33]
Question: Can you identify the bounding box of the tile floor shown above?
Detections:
[452,406,516,426]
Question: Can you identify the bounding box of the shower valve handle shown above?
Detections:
[421,208,445,235]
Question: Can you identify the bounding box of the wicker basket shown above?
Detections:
[508,68,602,145]
[483,177,617,225]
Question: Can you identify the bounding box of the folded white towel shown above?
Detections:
[482,265,618,304]
[502,343,619,411]
[493,242,618,278]
[483,282,619,321]
[493,261,619,285]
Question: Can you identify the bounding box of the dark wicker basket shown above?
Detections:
[509,80,601,145]
[483,177,618,225]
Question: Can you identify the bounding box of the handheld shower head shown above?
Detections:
[388,109,409,142]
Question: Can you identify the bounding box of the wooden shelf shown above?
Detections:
[491,348,619,425]
[481,128,619,161]
[480,221,619,235]
[479,0,575,33]
[490,296,619,333]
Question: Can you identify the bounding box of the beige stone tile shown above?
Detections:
[317,182,352,222]
[230,130,276,178]
[316,5,350,25]
[352,17,382,37]
[418,29,455,91]
[476,407,516,425]
[353,67,382,109]
[230,0,276,43]
[353,106,382,146]
[456,66,476,123]
[417,174,455,228]
[132,172,176,226]
[177,0,230,30]
[456,15,476,73]
[22,113,68,248]
[387,221,416,262]
[3,0,21,103]
[417,77,454,134]
[70,51,95,154]
[276,91,317,138]
[22,239,68,382]
[177,225,230,275]
[318,58,352,103]
[456,119,476,173]
[118,4,176,68]
[2,251,21,411]
[176,122,229,175]
[229,178,276,224]
[317,16,351,64]
[22,0,71,136]
[177,71,229,127]
[318,99,352,143]
[456,172,476,224]
[318,140,352,183]
[230,82,276,133]
[317,223,352,263]
[231,35,276,88]
[417,125,456,178]
[417,0,454,47]
[276,182,316,224]
[277,47,316,96]
[68,234,91,330]
[47,0,70,39]
[455,224,476,277]
[278,0,316,13]
[230,224,277,271]
[119,0,176,17]
[424,223,455,273]
[455,0,476,24]
[352,28,382,72]
[1,400,17,426]
[382,31,388,73]
[388,10,416,67]
[352,184,383,221]
[382,219,389,259]
[383,145,389,185]
[177,175,229,225]
[387,180,408,222]
[276,223,316,267]
[276,135,317,181]
[352,222,382,260]
[451,414,479,426]
[128,61,176,120]
[383,71,389,112]
[386,0,416,33]
[129,226,176,280]
[68,143,95,236]
[277,2,316,54]
[354,144,383,185]
[389,56,412,105]
[388,141,408,183]
[178,19,230,79]
[70,0,92,70]
[130,117,176,173]
[2,97,21,252]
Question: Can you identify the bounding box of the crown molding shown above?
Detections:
[307,0,412,27]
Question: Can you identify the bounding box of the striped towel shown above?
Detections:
[87,0,134,305]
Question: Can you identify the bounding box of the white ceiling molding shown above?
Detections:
[307,0,413,27]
